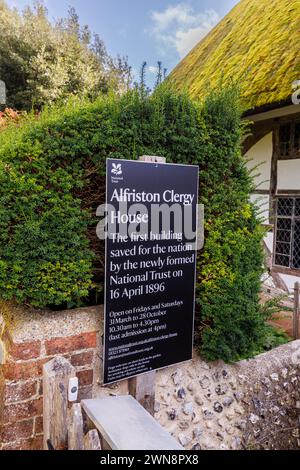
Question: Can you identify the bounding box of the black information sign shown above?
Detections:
[103,158,198,384]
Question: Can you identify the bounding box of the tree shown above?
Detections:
[0,1,132,110]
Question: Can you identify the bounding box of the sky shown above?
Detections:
[6,0,239,85]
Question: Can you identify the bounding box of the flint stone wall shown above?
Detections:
[0,302,299,450]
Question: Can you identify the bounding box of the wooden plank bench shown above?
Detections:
[81,395,183,451]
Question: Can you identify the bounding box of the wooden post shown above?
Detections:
[293,282,300,340]
[139,155,166,164]
[84,430,102,450]
[127,155,164,415]
[68,403,84,450]
[43,356,76,450]
[128,371,156,416]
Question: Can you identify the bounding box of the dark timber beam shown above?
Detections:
[269,126,280,225]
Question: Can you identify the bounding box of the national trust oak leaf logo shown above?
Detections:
[111,163,122,176]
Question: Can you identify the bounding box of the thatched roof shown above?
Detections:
[169,0,300,112]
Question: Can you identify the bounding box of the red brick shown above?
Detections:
[2,435,43,450]
[9,341,41,361]
[4,381,38,404]
[77,369,93,386]
[3,359,46,381]
[45,332,97,355]
[34,416,43,435]
[3,397,43,424]
[71,351,94,367]
[0,419,34,444]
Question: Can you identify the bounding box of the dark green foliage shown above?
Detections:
[0,85,283,359]
[195,87,267,361]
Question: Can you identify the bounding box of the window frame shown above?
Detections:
[278,119,300,160]
[273,196,300,271]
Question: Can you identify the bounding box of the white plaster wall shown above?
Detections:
[264,231,274,253]
[278,274,300,293]
[246,133,272,191]
[277,159,300,190]
[250,194,270,224]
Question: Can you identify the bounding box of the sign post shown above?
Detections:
[103,156,199,390]
[127,156,165,415]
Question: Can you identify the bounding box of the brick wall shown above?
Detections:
[1,302,299,451]
[0,303,102,450]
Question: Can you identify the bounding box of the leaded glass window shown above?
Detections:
[274,197,300,269]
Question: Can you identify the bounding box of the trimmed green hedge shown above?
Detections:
[0,86,277,360]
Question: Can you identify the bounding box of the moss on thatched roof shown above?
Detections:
[170,0,300,111]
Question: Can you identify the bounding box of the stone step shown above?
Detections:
[81,395,183,450]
